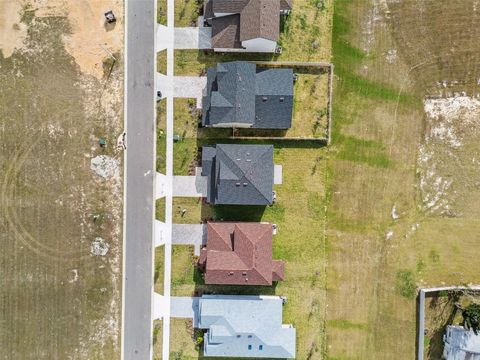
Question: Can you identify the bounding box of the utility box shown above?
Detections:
[104,11,116,24]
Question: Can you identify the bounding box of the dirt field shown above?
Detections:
[0,1,123,358]
[326,1,480,359]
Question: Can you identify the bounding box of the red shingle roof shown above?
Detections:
[199,222,285,285]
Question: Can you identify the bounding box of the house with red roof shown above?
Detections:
[198,222,285,285]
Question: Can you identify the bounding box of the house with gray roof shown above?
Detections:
[443,325,480,360]
[202,61,294,129]
[203,0,292,52]
[201,144,275,205]
[198,295,296,358]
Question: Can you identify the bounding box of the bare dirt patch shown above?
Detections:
[0,1,123,358]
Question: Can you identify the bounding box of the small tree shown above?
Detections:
[463,303,480,334]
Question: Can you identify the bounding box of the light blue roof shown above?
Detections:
[198,295,296,358]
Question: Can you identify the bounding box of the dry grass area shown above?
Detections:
[0,1,123,359]
[325,1,480,359]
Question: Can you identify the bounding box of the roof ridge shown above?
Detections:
[241,146,272,203]
[208,223,233,249]
[233,225,254,267]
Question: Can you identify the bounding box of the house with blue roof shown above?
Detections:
[201,61,294,129]
[198,295,296,358]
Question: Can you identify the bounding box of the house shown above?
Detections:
[202,61,294,129]
[198,295,296,358]
[443,325,480,360]
[198,222,285,285]
[201,144,274,205]
[203,0,292,53]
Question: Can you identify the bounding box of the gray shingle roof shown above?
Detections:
[202,61,293,129]
[198,295,296,358]
[201,144,274,205]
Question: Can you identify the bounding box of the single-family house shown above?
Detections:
[201,144,274,205]
[202,61,294,129]
[203,0,292,53]
[443,325,480,360]
[198,295,296,358]
[198,222,285,285]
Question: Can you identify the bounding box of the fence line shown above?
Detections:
[417,285,480,360]
[251,61,334,145]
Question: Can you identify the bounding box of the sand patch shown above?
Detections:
[90,155,119,179]
[418,96,480,214]
[29,0,123,78]
[0,1,28,57]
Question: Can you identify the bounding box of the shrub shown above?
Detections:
[396,269,416,299]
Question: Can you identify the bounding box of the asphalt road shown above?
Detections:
[123,0,155,359]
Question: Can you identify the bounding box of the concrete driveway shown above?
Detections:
[156,74,206,108]
[172,223,206,255]
[173,168,208,197]
[174,27,212,49]
[171,296,200,326]
[173,76,207,108]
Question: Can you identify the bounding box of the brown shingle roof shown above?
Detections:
[211,15,242,49]
[199,222,286,285]
[240,0,280,42]
[208,0,285,47]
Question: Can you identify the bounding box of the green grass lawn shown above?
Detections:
[175,0,201,27]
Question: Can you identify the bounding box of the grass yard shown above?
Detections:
[157,99,167,174]
[168,146,329,359]
[175,0,201,27]
[157,0,167,25]
[0,6,123,359]
[158,50,167,74]
[325,1,480,359]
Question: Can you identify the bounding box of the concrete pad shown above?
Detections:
[274,165,283,185]
[173,168,207,197]
[156,24,173,52]
[172,223,206,255]
[156,172,167,199]
[174,27,211,49]
[153,293,167,320]
[171,296,200,326]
